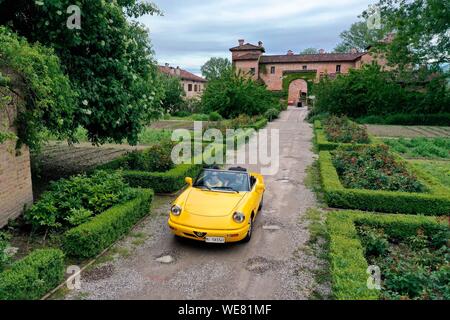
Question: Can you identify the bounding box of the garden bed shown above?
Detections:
[319,147,450,215]
[409,160,450,188]
[314,119,377,151]
[383,137,450,159]
[327,210,449,300]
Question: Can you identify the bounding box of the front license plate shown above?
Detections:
[205,237,225,243]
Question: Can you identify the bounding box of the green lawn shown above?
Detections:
[383,137,450,159]
[409,159,450,188]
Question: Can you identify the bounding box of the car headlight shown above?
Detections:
[233,212,245,223]
[171,205,182,216]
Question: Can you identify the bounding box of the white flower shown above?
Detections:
[35,1,44,6]
[82,100,89,106]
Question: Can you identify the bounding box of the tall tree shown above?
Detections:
[0,0,164,145]
[299,48,318,54]
[159,73,185,114]
[334,20,385,53]
[364,0,450,69]
[201,57,231,80]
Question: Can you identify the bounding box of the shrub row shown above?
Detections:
[327,210,448,300]
[319,151,450,215]
[0,249,65,300]
[63,188,153,259]
[99,143,227,193]
[357,113,450,126]
[314,120,380,151]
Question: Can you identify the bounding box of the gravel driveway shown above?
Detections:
[64,107,328,300]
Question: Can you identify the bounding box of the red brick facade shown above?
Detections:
[231,40,386,105]
[0,105,33,228]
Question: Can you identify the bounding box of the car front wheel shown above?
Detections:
[242,218,253,243]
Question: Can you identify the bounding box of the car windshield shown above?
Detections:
[194,170,250,192]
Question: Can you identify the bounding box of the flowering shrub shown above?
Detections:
[357,225,450,300]
[324,116,369,144]
[332,145,426,192]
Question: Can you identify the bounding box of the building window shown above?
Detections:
[302,65,307,70]
[270,66,275,74]
[250,68,256,75]
[194,84,198,92]
[188,84,192,92]
[336,65,341,73]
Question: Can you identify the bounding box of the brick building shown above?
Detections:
[0,71,33,227]
[159,64,207,99]
[230,39,383,105]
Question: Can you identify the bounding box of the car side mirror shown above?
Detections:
[185,177,193,186]
[256,184,264,194]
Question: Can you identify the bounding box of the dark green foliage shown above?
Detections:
[327,210,449,300]
[332,145,426,192]
[24,171,136,231]
[312,64,449,119]
[1,0,163,146]
[0,232,12,272]
[202,68,280,118]
[63,189,153,259]
[357,113,450,126]
[208,112,223,121]
[0,27,77,150]
[124,142,175,173]
[319,150,450,215]
[324,116,370,144]
[0,249,65,300]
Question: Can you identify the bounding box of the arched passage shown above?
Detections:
[288,79,308,106]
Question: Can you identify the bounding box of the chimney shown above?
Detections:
[287,50,294,56]
[175,66,181,76]
[165,63,169,68]
[170,67,175,75]
[238,39,245,46]
[319,49,325,54]
[258,41,263,47]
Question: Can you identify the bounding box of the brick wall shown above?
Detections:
[0,72,33,228]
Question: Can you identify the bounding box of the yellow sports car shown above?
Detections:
[168,167,265,243]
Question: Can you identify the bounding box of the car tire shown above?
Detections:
[258,195,264,211]
[242,218,253,243]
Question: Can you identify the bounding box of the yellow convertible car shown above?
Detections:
[168,167,265,243]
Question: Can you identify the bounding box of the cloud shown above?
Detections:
[139,0,377,75]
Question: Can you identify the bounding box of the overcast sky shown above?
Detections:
[138,0,378,75]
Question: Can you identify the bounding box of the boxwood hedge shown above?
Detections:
[63,188,153,259]
[98,144,227,193]
[327,210,448,300]
[0,249,65,300]
[319,151,450,215]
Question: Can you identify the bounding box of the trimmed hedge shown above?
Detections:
[314,120,379,151]
[98,143,230,193]
[319,151,450,215]
[63,188,153,259]
[327,210,448,300]
[0,249,65,300]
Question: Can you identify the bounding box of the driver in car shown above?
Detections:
[205,171,224,188]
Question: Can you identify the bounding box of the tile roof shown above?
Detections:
[260,52,367,64]
[159,66,207,83]
[229,43,265,52]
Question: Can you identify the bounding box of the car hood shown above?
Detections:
[184,188,246,217]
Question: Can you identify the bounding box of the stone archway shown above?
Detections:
[288,79,308,106]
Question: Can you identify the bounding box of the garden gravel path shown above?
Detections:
[63,107,329,300]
